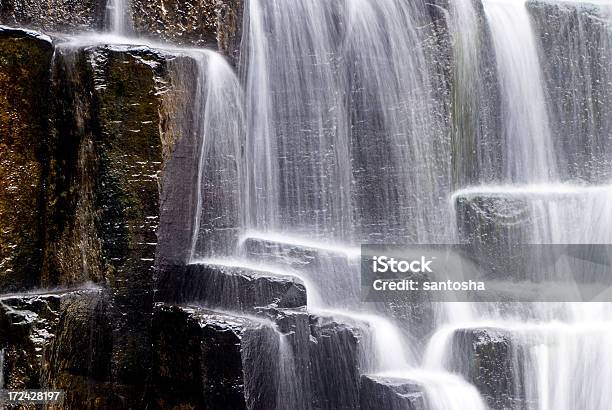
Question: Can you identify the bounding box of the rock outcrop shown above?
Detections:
[449,327,524,409]
[150,303,279,410]
[360,375,426,410]
[157,263,307,311]
[0,0,245,61]
[0,289,104,391]
[43,43,198,407]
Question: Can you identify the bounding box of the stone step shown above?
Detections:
[151,303,279,410]
[241,234,361,307]
[151,303,365,410]
[156,262,307,312]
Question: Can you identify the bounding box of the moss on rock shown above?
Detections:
[0,27,53,291]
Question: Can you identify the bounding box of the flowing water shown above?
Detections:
[106,0,132,36]
[482,0,557,183]
[239,0,612,408]
[54,0,612,408]
[243,0,451,243]
[428,0,612,408]
[188,51,245,260]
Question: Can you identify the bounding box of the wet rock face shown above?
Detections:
[0,0,245,59]
[0,289,103,391]
[308,316,361,410]
[131,0,244,61]
[151,304,366,410]
[265,308,365,410]
[454,193,531,281]
[41,44,199,407]
[528,0,612,183]
[243,237,361,306]
[0,27,52,292]
[41,291,116,408]
[150,304,279,410]
[156,263,308,312]
[360,376,426,410]
[450,327,524,410]
[0,0,106,33]
[45,44,199,288]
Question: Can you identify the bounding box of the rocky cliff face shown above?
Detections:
[0,26,200,407]
[0,27,52,291]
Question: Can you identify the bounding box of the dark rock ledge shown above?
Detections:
[156,263,308,312]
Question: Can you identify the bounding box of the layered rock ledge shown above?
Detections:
[156,263,308,312]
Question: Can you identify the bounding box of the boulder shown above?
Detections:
[0,27,53,292]
[360,375,426,410]
[156,263,307,312]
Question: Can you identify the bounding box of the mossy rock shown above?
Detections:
[0,27,53,292]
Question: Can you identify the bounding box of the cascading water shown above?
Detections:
[243,0,352,239]
[344,0,451,243]
[106,0,132,36]
[239,0,487,408]
[482,0,557,183]
[243,0,452,243]
[188,51,245,260]
[424,1,612,409]
[25,0,612,407]
[529,0,612,183]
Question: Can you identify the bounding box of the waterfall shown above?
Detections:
[529,0,612,183]
[106,0,132,36]
[188,51,245,260]
[276,335,306,410]
[483,0,557,183]
[422,1,612,410]
[378,370,487,410]
[239,0,488,406]
[25,0,612,407]
[243,0,452,243]
[243,0,352,239]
